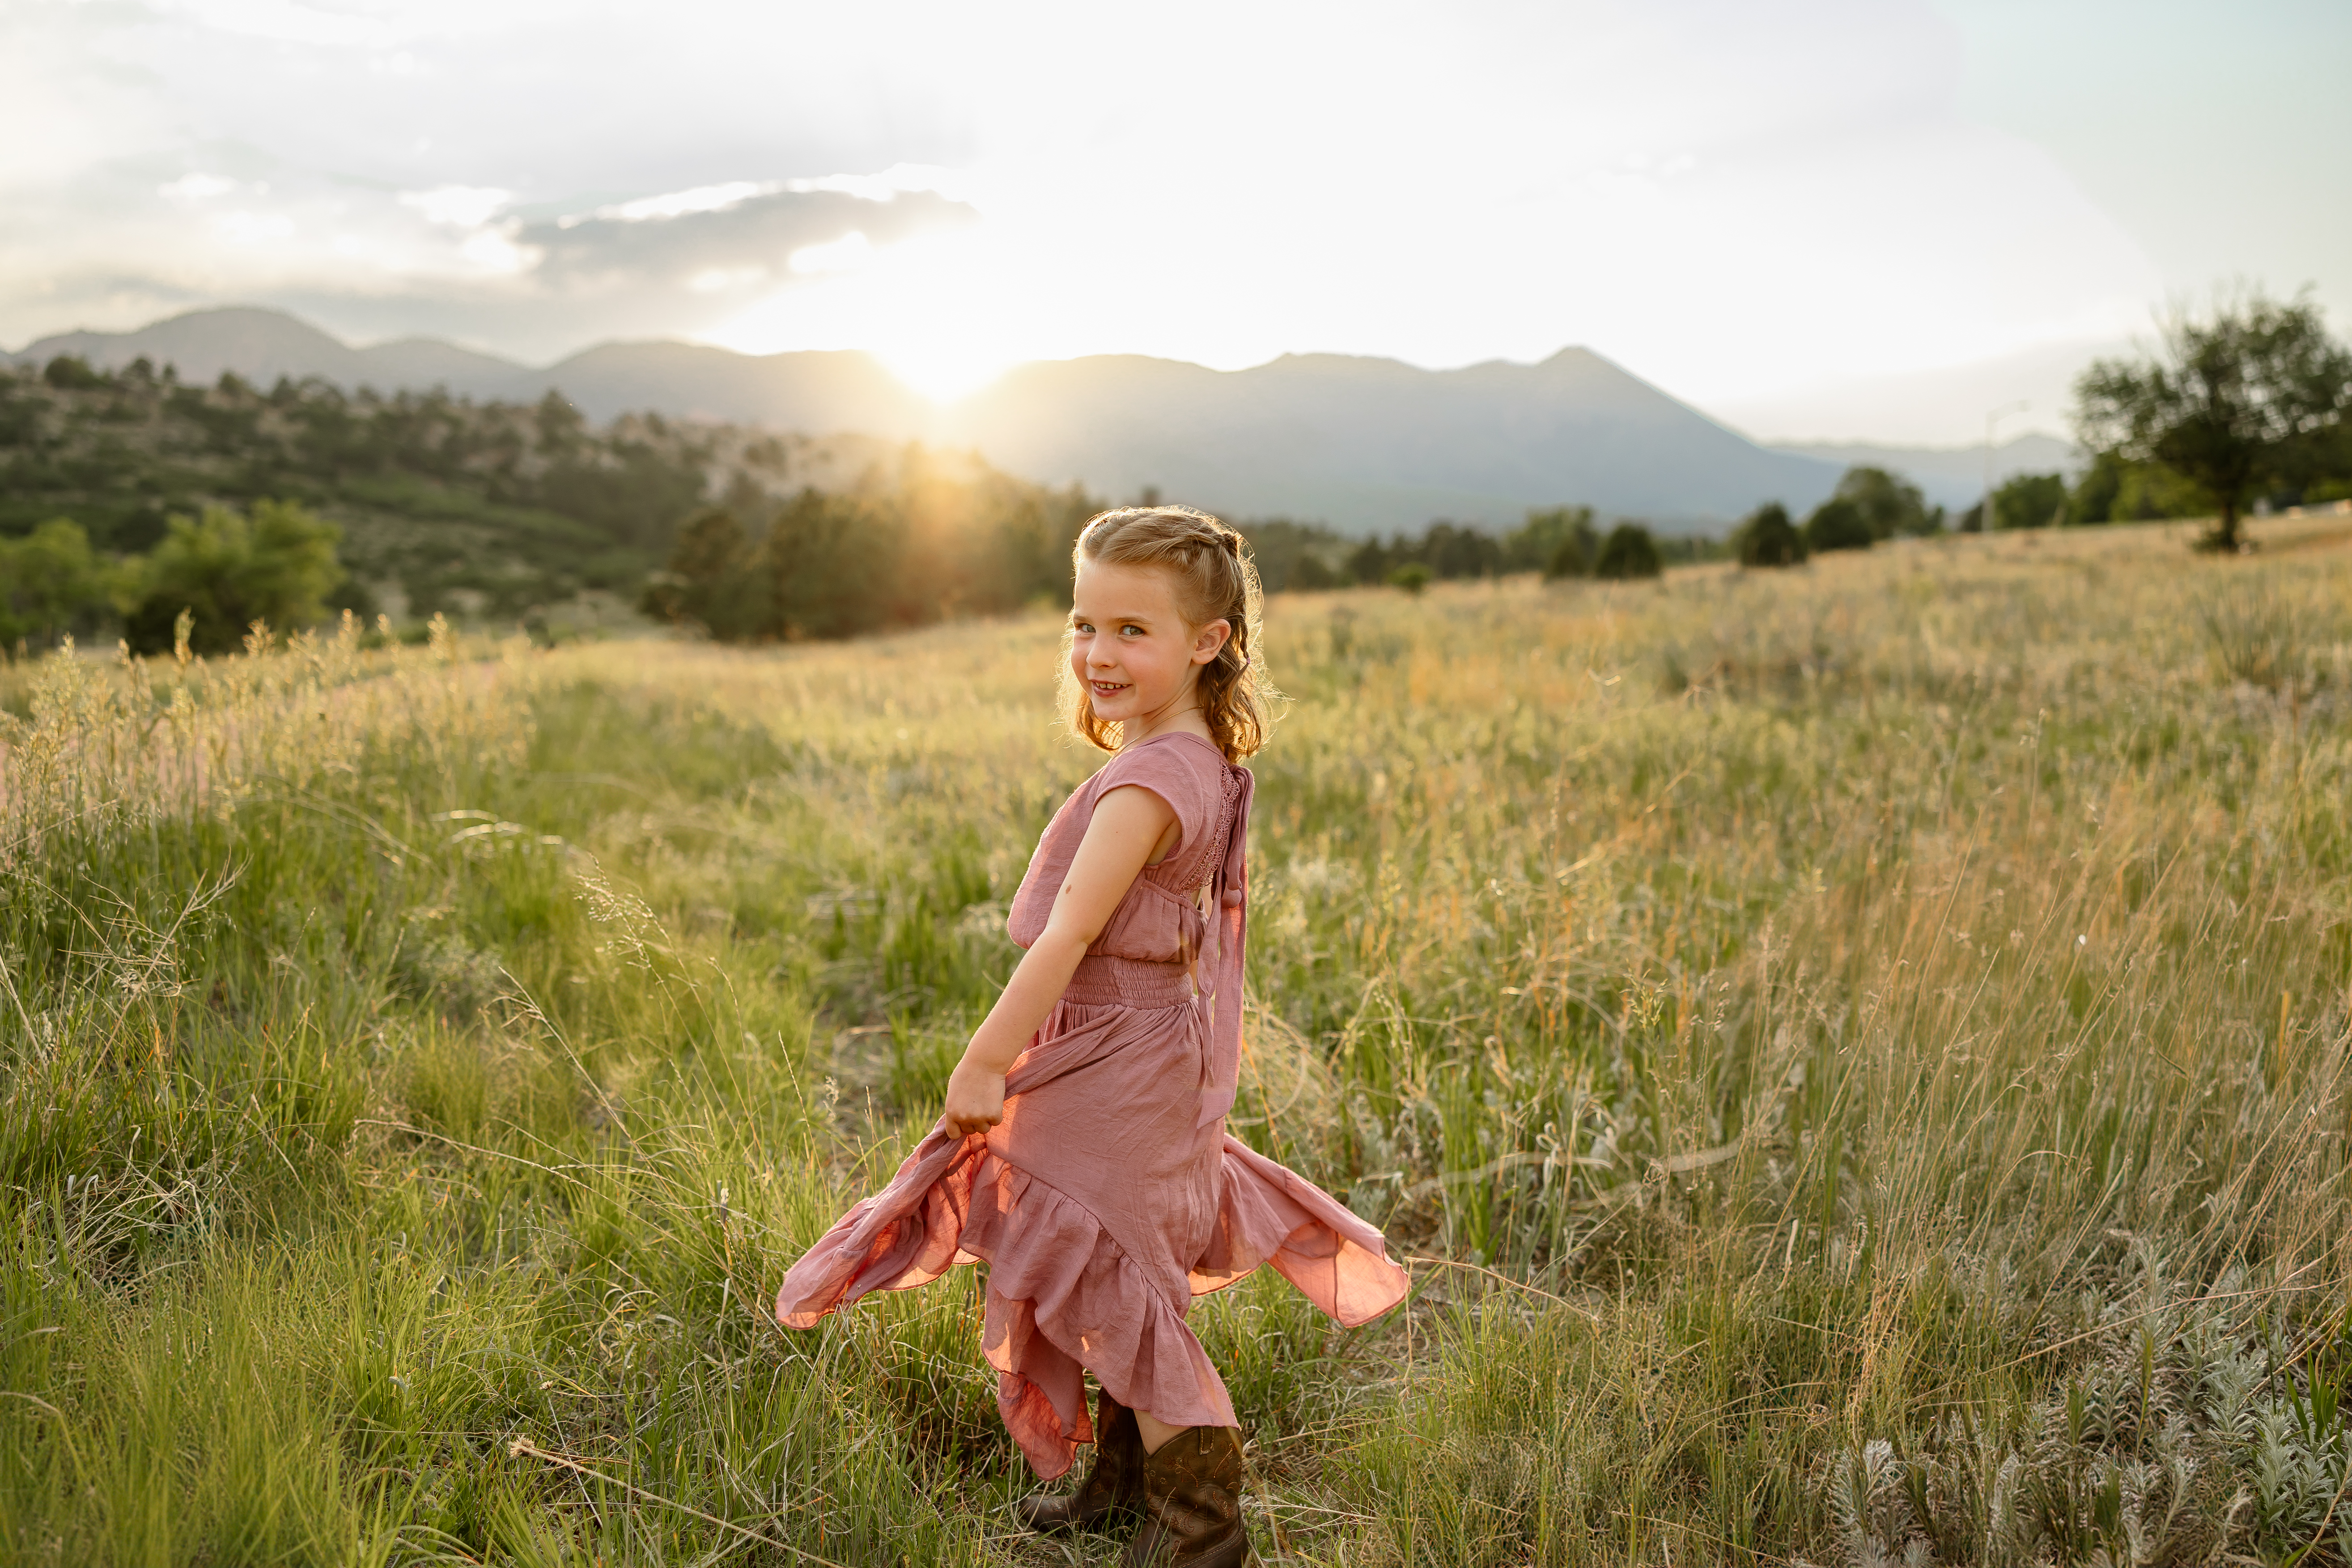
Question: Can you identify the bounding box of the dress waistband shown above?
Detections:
[1061,954,1195,1009]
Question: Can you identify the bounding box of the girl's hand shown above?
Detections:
[941,1057,1007,1140]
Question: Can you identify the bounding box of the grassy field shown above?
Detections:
[1,515,2349,1566]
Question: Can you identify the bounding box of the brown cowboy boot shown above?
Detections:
[1016,1388,1144,1534]
[1120,1425,1254,1567]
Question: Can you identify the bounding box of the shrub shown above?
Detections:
[1514,506,1600,578]
[1734,502,1808,569]
[1387,562,1432,595]
[0,518,119,649]
[1593,522,1662,580]
[639,507,768,639]
[42,354,106,391]
[1802,497,1874,553]
[123,499,346,654]
[1832,465,1933,537]
[1991,471,2069,531]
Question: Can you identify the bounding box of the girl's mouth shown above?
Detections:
[1089,680,1129,698]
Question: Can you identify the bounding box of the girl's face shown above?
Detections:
[1069,559,1231,728]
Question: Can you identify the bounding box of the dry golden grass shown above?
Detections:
[1,517,2348,1565]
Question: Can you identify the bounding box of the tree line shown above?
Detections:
[0,355,713,646]
[1727,289,2352,566]
[637,450,1100,641]
[640,498,1700,646]
[11,286,2343,652]
[0,500,344,654]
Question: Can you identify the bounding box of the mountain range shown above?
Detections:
[8,307,2075,531]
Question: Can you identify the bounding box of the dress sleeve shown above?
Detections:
[1092,742,1219,871]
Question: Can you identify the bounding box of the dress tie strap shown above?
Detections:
[1195,766,1253,1127]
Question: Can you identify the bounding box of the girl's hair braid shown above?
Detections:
[1063,505,1278,762]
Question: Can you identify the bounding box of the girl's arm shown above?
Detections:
[940,785,1176,1138]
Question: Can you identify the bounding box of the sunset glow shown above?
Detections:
[1,1,2344,441]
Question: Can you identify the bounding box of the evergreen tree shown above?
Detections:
[1734,502,1807,568]
[1801,498,1873,553]
[1593,522,1662,580]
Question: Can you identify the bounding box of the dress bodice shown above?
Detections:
[1007,732,1248,1007]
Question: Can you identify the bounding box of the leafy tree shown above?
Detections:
[1286,552,1340,590]
[1417,522,1504,579]
[1238,518,1347,592]
[1801,498,1873,553]
[757,489,904,640]
[1734,502,1807,568]
[1345,536,1393,586]
[2075,288,2352,551]
[124,500,346,654]
[2066,452,2129,524]
[42,355,106,391]
[1987,472,2068,530]
[1832,466,1932,538]
[1510,506,1600,578]
[640,508,769,639]
[1593,522,1662,580]
[1387,562,1432,595]
[0,518,118,649]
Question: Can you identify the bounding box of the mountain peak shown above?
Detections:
[4,305,1873,529]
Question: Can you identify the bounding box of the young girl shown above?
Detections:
[777,506,1408,1567]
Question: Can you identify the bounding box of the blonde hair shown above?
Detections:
[1062,506,1275,762]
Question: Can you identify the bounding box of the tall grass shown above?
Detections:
[1,517,2348,1564]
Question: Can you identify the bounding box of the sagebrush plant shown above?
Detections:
[0,515,2347,1565]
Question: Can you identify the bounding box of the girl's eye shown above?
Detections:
[1121,624,1144,637]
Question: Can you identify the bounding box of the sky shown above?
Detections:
[2,0,2344,443]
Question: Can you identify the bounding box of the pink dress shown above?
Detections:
[775,731,1409,1478]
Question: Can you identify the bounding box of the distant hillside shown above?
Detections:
[1769,435,2082,510]
[0,356,946,624]
[8,308,929,434]
[943,349,1844,531]
[12,308,1863,532]
[14,308,527,399]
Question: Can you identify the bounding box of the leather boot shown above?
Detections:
[1015,1388,1144,1534]
[1120,1425,1254,1567]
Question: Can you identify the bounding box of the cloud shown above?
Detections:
[401,185,513,228]
[13,0,2331,437]
[158,173,245,204]
[517,183,976,292]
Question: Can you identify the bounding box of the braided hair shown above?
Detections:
[1063,506,1277,762]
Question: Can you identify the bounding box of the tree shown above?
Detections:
[640,507,769,639]
[1345,536,1393,586]
[1832,466,1932,538]
[1504,505,1598,578]
[1509,505,1600,578]
[756,488,903,640]
[1734,502,1807,568]
[1989,472,2067,530]
[0,518,119,649]
[1237,518,1346,592]
[1593,522,1662,580]
[124,500,346,654]
[42,355,106,391]
[1802,498,1873,553]
[2074,287,2352,551]
[2067,452,2132,524]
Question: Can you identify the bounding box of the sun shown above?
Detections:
[868,338,1020,404]
[705,236,1026,407]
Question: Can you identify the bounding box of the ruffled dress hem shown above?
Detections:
[775,1125,1407,1478]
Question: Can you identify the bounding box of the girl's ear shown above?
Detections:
[1191,618,1232,667]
